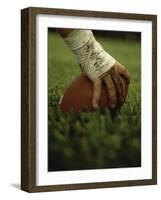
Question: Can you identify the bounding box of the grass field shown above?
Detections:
[48,30,141,171]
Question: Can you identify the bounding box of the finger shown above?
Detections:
[114,63,131,84]
[92,79,102,108]
[122,77,129,101]
[120,77,126,104]
[103,75,117,109]
[111,69,124,105]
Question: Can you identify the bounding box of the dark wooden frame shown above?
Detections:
[21,7,157,192]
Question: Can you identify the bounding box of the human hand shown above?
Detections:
[92,62,131,109]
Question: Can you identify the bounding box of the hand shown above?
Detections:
[92,62,131,108]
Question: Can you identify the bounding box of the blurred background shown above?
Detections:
[48,28,141,171]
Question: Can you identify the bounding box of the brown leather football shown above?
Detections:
[59,73,128,112]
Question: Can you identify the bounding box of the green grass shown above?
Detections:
[48,31,141,171]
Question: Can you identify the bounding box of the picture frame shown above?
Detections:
[21,7,157,192]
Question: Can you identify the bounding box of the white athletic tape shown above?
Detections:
[64,30,116,80]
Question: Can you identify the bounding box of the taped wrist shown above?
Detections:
[64,30,116,80]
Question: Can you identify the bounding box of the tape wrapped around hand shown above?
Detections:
[64,30,116,81]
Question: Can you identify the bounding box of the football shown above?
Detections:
[59,73,128,112]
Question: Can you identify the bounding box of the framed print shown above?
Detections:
[21,7,157,192]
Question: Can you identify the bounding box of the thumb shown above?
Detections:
[92,79,102,108]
